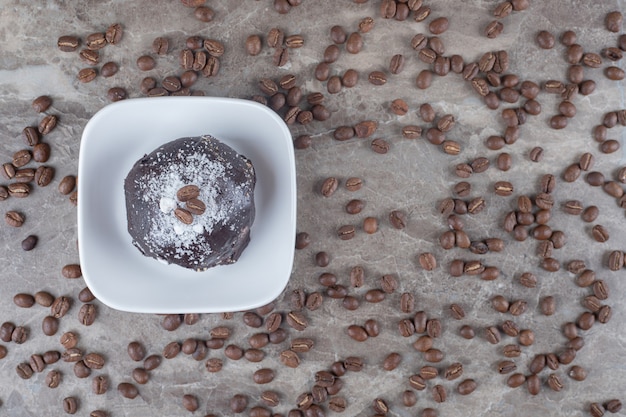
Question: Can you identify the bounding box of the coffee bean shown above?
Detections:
[591,224,610,242]
[491,295,510,313]
[368,71,387,86]
[4,210,25,227]
[524,374,540,395]
[117,382,139,399]
[203,39,225,57]
[389,210,407,229]
[590,281,610,304]
[454,325,474,340]
[606,66,626,80]
[604,399,622,413]
[606,10,623,32]
[484,326,501,344]
[445,379,473,399]
[600,139,621,154]
[57,35,80,52]
[137,55,156,71]
[273,47,288,67]
[77,304,96,326]
[41,315,59,336]
[429,16,449,34]
[319,177,340,198]
[399,390,417,408]
[484,19,504,38]
[62,396,79,414]
[33,165,53,187]
[253,368,275,384]
[597,305,612,324]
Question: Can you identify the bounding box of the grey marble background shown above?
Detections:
[0,0,625,416]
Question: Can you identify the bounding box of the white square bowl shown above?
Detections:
[77,97,296,313]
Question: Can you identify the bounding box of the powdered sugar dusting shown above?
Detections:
[129,136,252,265]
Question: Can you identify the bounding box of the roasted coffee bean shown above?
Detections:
[380,274,398,293]
[603,181,624,198]
[509,300,528,316]
[579,79,596,95]
[319,176,342,199]
[230,394,248,413]
[347,325,368,341]
[43,369,62,388]
[79,48,100,65]
[42,315,59,336]
[592,279,610,300]
[13,292,36,308]
[518,272,537,288]
[4,210,26,227]
[294,232,310,250]
[586,171,605,186]
[567,365,587,383]
[161,314,182,331]
[429,16,449,34]
[525,374,540,395]
[601,139,620,154]
[58,35,80,52]
[485,20,504,38]
[389,210,407,229]
[278,349,300,369]
[22,126,40,146]
[28,354,45,373]
[63,348,83,363]
[330,25,347,44]
[606,10,623,32]
[62,396,79,414]
[117,382,138,399]
[78,304,96,326]
[451,379,476,397]
[345,32,363,54]
[498,360,517,374]
[83,353,104,370]
[528,354,546,374]
[413,335,433,352]
[401,390,418,407]
[136,356,159,375]
[414,311,428,333]
[485,326,501,344]
[337,225,356,240]
[409,374,427,391]
[137,55,156,71]
[33,165,53,187]
[501,320,520,337]
[398,319,415,337]
[253,368,275,384]
[16,362,34,379]
[389,54,406,75]
[502,344,521,358]
[459,325,475,340]
[540,296,556,315]
[378,352,402,372]
[418,252,437,271]
[605,399,622,413]
[249,332,270,349]
[424,349,444,363]
[368,71,387,86]
[577,311,595,330]
[504,373,526,388]
[597,305,612,324]
[591,224,610,242]
[286,311,308,331]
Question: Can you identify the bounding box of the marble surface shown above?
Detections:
[0,1,625,416]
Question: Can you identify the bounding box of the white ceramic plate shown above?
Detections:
[77,97,296,313]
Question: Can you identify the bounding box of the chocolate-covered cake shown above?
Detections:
[124,135,255,271]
